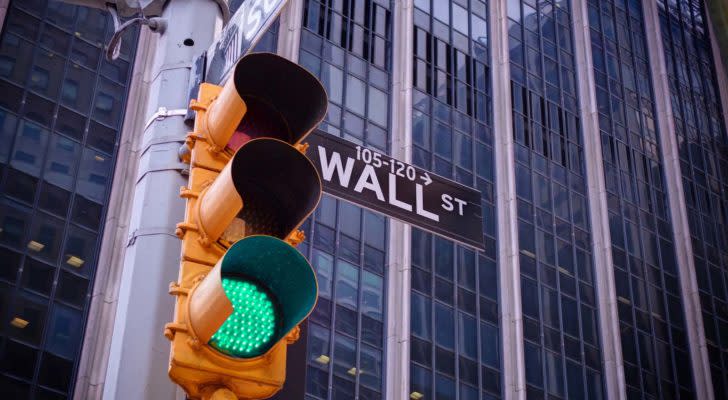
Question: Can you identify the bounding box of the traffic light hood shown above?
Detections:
[232,52,328,145]
[229,138,322,239]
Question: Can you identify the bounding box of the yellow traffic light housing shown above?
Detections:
[166,53,327,400]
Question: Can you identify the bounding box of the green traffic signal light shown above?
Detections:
[209,278,280,357]
[188,235,319,360]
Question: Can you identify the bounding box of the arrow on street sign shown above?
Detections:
[206,0,288,85]
[305,131,485,251]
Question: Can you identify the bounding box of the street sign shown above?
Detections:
[206,0,287,84]
[305,131,485,251]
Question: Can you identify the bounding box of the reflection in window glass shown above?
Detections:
[62,65,95,114]
[63,225,97,276]
[46,303,83,359]
[44,134,80,190]
[333,333,357,376]
[93,78,123,127]
[345,75,366,116]
[361,271,383,320]
[335,260,359,309]
[28,214,64,264]
[8,291,48,346]
[312,249,334,298]
[11,121,49,176]
[0,201,31,248]
[359,344,382,389]
[76,147,111,203]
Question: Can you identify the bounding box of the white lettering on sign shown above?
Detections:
[441,194,468,216]
[318,146,354,187]
[353,165,385,201]
[239,0,281,41]
[317,145,471,223]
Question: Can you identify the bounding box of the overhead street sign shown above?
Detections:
[305,131,485,251]
[206,0,287,84]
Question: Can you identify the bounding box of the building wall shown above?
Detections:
[295,1,393,398]
[1,0,725,399]
[657,0,728,397]
[0,1,138,399]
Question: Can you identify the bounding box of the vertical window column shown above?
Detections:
[385,0,413,399]
[489,0,525,398]
[651,0,728,398]
[570,0,626,398]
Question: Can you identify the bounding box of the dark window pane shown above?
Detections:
[38,183,71,217]
[44,134,81,190]
[0,201,31,248]
[7,291,48,345]
[0,247,22,282]
[5,167,38,204]
[37,352,73,392]
[55,106,85,141]
[28,214,64,264]
[1,339,37,379]
[87,120,116,154]
[21,258,54,296]
[46,303,84,359]
[56,270,88,307]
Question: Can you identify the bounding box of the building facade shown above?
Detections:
[0,0,726,399]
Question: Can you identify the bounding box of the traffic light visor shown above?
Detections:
[231,52,327,145]
[191,236,318,358]
[230,138,322,239]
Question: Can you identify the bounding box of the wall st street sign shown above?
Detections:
[306,131,485,251]
[206,0,287,84]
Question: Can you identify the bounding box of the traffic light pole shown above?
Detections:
[102,1,222,398]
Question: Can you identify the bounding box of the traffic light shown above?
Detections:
[165,53,327,400]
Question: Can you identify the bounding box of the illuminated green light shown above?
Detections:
[209,278,278,358]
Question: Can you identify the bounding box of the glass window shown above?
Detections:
[28,214,64,264]
[11,120,49,176]
[76,147,111,204]
[338,201,361,238]
[333,333,357,376]
[411,292,431,339]
[44,134,80,190]
[411,364,432,398]
[7,291,48,345]
[46,303,83,359]
[56,270,88,307]
[312,249,334,299]
[37,352,73,392]
[368,86,388,127]
[435,302,454,349]
[360,344,382,389]
[1,339,37,381]
[335,260,359,309]
[0,201,31,248]
[322,63,344,104]
[458,312,477,359]
[93,78,123,127]
[29,49,64,99]
[0,34,34,87]
[345,75,366,115]
[452,4,468,35]
[62,64,95,114]
[87,120,116,154]
[21,258,54,297]
[362,271,383,320]
[433,0,450,23]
